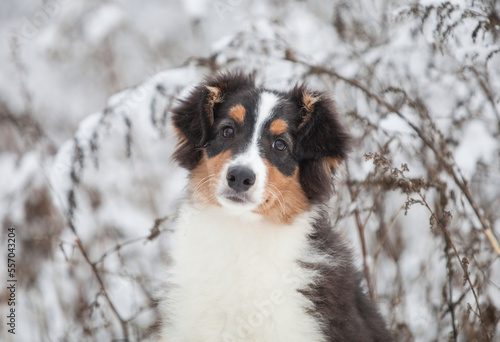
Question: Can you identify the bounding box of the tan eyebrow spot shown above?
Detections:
[270,119,288,135]
[229,104,246,122]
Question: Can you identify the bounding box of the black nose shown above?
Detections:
[226,166,256,192]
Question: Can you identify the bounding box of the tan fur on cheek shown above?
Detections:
[269,119,288,135]
[255,162,309,224]
[229,104,246,123]
[190,150,232,205]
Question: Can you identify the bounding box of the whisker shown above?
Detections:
[193,174,213,191]
[266,187,285,218]
[262,189,275,214]
[268,183,286,216]
[259,195,273,215]
[191,174,215,202]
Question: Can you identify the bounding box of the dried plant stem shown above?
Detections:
[93,215,171,265]
[400,175,490,341]
[468,66,500,129]
[94,235,150,266]
[448,263,458,341]
[355,212,374,299]
[345,166,383,300]
[286,56,500,257]
[346,179,375,299]
[444,234,458,342]
[69,221,130,341]
[374,205,404,258]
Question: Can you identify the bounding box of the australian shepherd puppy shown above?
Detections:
[160,72,392,342]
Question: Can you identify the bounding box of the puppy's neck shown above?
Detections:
[163,202,326,341]
[175,202,317,250]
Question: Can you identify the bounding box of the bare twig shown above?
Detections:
[70,222,130,340]
[93,215,171,265]
[346,169,376,300]
[93,235,150,266]
[467,66,500,129]
[373,205,404,258]
[446,239,458,342]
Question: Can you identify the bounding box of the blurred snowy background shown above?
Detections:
[1,0,500,341]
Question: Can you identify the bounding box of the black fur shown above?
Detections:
[287,85,353,202]
[304,211,394,341]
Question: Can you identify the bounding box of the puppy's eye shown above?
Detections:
[272,139,287,151]
[221,126,234,138]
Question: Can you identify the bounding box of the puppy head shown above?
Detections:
[172,73,352,224]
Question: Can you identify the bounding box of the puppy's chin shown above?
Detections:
[216,192,261,216]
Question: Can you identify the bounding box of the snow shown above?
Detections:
[455,120,498,178]
[1,0,499,341]
[83,3,126,45]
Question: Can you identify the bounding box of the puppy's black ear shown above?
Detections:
[172,72,255,169]
[289,85,352,202]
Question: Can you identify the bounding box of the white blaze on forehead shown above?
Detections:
[232,91,279,160]
[252,91,279,146]
[238,91,279,161]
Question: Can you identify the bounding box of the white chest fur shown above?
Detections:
[160,204,326,342]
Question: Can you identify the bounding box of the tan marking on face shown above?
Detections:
[255,161,309,224]
[205,86,224,125]
[229,104,246,123]
[190,150,232,206]
[298,92,320,131]
[269,119,288,135]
